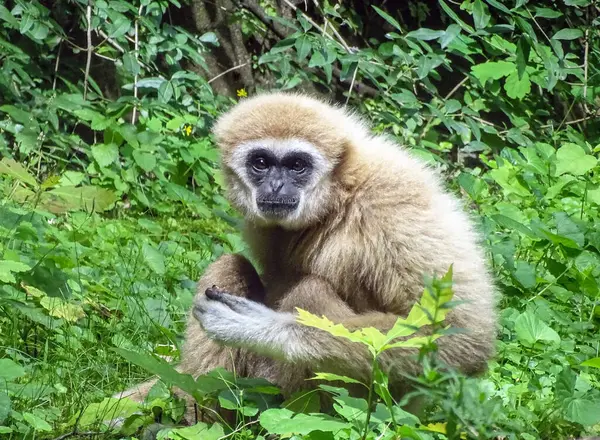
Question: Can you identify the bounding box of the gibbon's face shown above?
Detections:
[228,138,333,228]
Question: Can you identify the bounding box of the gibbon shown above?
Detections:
[118,92,497,422]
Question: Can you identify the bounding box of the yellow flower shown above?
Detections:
[237,88,248,98]
[183,125,192,136]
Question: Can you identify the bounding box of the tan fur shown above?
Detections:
[118,92,497,423]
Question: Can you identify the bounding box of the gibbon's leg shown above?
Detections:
[115,254,264,423]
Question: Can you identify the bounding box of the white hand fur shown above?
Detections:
[193,287,298,358]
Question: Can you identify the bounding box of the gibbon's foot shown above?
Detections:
[193,286,296,352]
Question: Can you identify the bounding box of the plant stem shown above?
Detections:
[361,356,378,440]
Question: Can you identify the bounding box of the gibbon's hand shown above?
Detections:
[193,286,297,354]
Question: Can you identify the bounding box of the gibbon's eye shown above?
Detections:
[251,157,269,172]
[291,159,307,173]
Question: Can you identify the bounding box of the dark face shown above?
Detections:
[245,148,313,218]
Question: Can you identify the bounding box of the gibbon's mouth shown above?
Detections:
[257,197,299,216]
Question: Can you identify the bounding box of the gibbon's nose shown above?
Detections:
[269,179,284,193]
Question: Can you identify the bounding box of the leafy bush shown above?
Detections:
[0,0,599,439]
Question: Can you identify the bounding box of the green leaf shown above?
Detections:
[0,260,31,283]
[294,35,311,60]
[440,24,461,49]
[372,6,402,32]
[166,422,224,440]
[310,372,365,387]
[564,399,600,426]
[0,359,26,381]
[0,5,18,27]
[199,31,218,44]
[142,243,166,275]
[0,393,10,425]
[439,0,475,33]
[406,28,445,41]
[23,412,52,431]
[516,36,530,79]
[282,390,321,414]
[132,150,156,172]
[552,28,583,40]
[158,81,174,103]
[472,0,491,29]
[73,397,140,427]
[554,143,597,176]
[514,311,560,347]
[581,357,600,369]
[505,70,531,99]
[308,51,326,68]
[122,52,140,76]
[512,260,537,289]
[45,186,117,212]
[534,8,563,18]
[471,61,515,84]
[91,143,119,167]
[0,105,32,124]
[0,158,38,187]
[259,408,348,435]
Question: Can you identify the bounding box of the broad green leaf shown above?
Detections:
[39,297,85,322]
[514,311,560,347]
[472,0,491,29]
[581,357,600,369]
[0,260,31,283]
[0,158,38,187]
[440,24,461,49]
[512,260,537,289]
[554,212,585,248]
[294,35,311,60]
[73,397,140,427]
[166,422,224,440]
[142,243,166,275]
[0,393,10,425]
[489,166,531,196]
[123,52,140,76]
[23,412,52,431]
[46,186,117,212]
[505,70,531,99]
[91,143,119,168]
[564,399,600,426]
[199,31,218,44]
[132,150,156,172]
[535,8,563,18]
[158,81,174,103]
[308,51,326,68]
[282,390,321,414]
[0,359,25,381]
[0,105,31,124]
[471,61,515,84]
[552,28,583,40]
[554,143,597,176]
[259,408,348,435]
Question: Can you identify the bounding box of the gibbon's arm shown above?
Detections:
[193,287,491,382]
